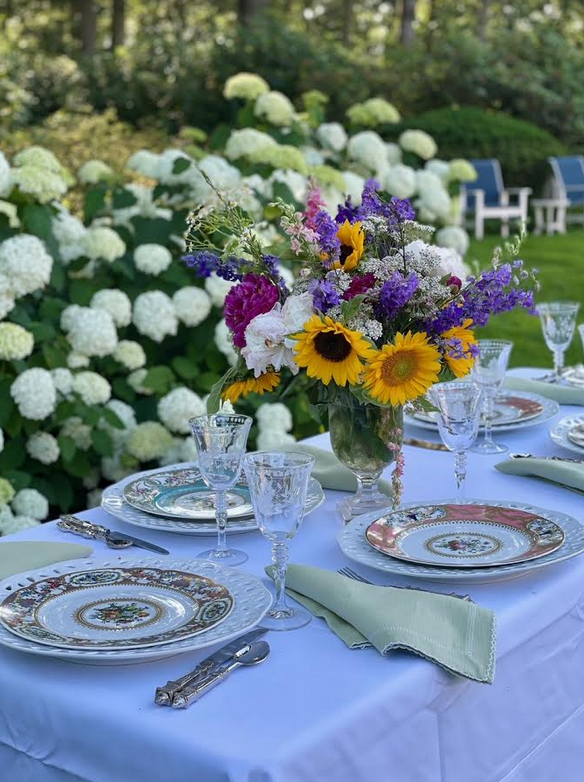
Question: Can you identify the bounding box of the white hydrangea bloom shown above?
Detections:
[51,368,74,396]
[61,416,92,450]
[126,421,175,462]
[128,368,155,396]
[134,243,172,276]
[86,488,103,509]
[0,511,40,536]
[385,143,402,165]
[347,131,387,172]
[0,235,53,297]
[157,149,196,186]
[436,226,470,256]
[316,122,348,152]
[180,437,199,463]
[269,169,307,204]
[243,174,271,198]
[198,155,242,192]
[256,402,293,433]
[27,432,60,464]
[399,129,437,160]
[302,146,326,166]
[341,171,365,204]
[67,352,90,369]
[431,245,471,282]
[320,186,344,215]
[0,323,34,360]
[11,165,68,203]
[78,160,114,184]
[0,152,12,198]
[90,288,132,327]
[61,305,118,357]
[0,274,15,321]
[112,183,172,227]
[11,368,56,420]
[205,273,235,307]
[224,129,278,161]
[52,206,87,265]
[12,488,49,521]
[99,399,137,449]
[13,146,61,171]
[82,469,100,490]
[425,159,450,182]
[0,201,19,228]
[224,72,269,101]
[257,430,296,450]
[254,91,295,127]
[418,186,452,222]
[73,371,111,406]
[0,428,4,453]
[449,158,477,182]
[133,290,178,343]
[113,340,146,370]
[214,319,238,366]
[81,226,126,263]
[127,150,161,179]
[158,387,206,434]
[384,164,417,199]
[172,287,212,327]
[101,454,134,483]
[277,264,295,290]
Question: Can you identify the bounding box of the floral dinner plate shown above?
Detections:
[550,414,584,455]
[365,503,565,568]
[0,566,234,651]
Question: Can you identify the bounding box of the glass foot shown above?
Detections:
[196,547,248,566]
[260,603,312,631]
[338,491,393,523]
[471,440,508,455]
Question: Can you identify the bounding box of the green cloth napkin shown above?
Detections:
[503,376,584,406]
[0,541,93,580]
[496,457,584,492]
[272,443,392,496]
[268,564,496,683]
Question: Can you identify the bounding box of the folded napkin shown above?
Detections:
[503,376,584,406]
[273,443,392,496]
[268,564,496,683]
[496,457,584,492]
[0,541,93,580]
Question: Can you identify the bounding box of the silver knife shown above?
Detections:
[155,627,267,706]
[58,515,169,555]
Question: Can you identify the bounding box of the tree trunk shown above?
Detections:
[111,0,125,49]
[341,0,352,46]
[478,0,491,41]
[400,0,416,47]
[238,0,268,25]
[78,0,97,56]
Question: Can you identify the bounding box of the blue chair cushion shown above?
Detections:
[552,156,584,205]
[464,160,503,211]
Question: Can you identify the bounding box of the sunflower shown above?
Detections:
[293,315,376,386]
[362,331,441,406]
[331,219,364,271]
[222,372,281,403]
[441,319,476,378]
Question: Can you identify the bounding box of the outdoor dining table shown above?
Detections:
[0,369,583,782]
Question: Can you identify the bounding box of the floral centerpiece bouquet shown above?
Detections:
[184,179,536,518]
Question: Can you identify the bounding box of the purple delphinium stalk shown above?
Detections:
[308,279,340,313]
[183,251,244,281]
[376,272,419,319]
[263,254,289,293]
[313,209,341,259]
[335,197,359,225]
[357,179,415,224]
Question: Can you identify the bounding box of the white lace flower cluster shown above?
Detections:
[157,387,206,434]
[11,146,68,204]
[0,235,53,297]
[224,72,270,101]
[134,243,172,276]
[0,323,34,360]
[254,91,295,127]
[132,291,178,342]
[61,305,118,357]
[78,160,114,184]
[256,402,296,450]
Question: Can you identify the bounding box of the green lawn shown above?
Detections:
[468,230,584,369]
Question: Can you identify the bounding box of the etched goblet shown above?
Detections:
[539,302,580,383]
[471,340,513,455]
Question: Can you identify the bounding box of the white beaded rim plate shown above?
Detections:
[405,391,559,433]
[123,468,255,521]
[365,503,565,568]
[0,566,234,651]
[338,499,584,584]
[102,463,325,536]
[0,557,272,664]
[549,414,584,455]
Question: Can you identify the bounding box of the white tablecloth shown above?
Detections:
[1,369,583,782]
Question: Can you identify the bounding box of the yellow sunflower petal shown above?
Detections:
[222,372,281,403]
[441,319,477,378]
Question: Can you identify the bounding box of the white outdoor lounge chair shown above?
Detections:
[461,159,531,240]
[548,155,584,227]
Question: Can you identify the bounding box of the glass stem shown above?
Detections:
[271,540,290,614]
[454,451,467,502]
[355,471,381,502]
[215,490,228,553]
[553,348,565,383]
[483,393,495,446]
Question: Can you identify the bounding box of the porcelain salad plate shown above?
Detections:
[338,499,584,584]
[550,415,584,455]
[0,557,272,664]
[365,503,565,568]
[0,565,234,651]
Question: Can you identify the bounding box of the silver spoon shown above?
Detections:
[172,641,270,708]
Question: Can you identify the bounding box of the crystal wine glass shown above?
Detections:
[539,302,580,383]
[470,340,513,455]
[243,451,315,631]
[427,382,482,501]
[189,413,252,567]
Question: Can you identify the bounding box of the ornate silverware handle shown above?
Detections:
[155,659,219,706]
[172,666,231,708]
[58,516,108,540]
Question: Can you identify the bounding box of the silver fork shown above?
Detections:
[337,566,473,602]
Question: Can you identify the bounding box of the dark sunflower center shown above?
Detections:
[314,331,352,362]
[339,244,353,265]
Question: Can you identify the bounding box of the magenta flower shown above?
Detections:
[343,273,376,300]
[224,273,280,348]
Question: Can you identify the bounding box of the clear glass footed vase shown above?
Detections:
[328,399,403,522]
